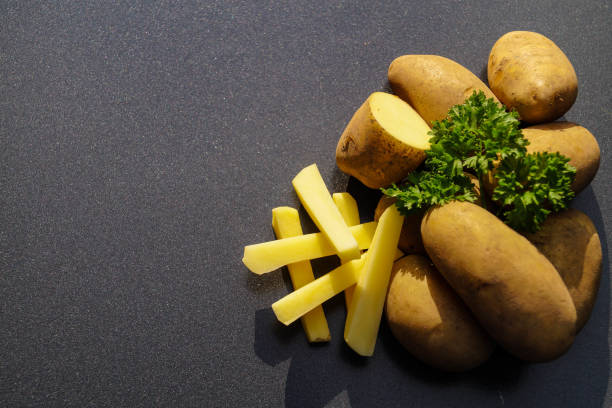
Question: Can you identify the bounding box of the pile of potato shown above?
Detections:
[244,31,602,372]
[338,31,602,371]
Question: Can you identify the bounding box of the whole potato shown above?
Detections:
[388,55,499,125]
[524,209,602,332]
[376,174,481,253]
[421,201,577,362]
[488,31,578,124]
[482,122,600,197]
[524,122,600,193]
[386,255,494,371]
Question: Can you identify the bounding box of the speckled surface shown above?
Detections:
[1,1,611,407]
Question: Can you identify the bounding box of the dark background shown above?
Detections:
[1,1,610,407]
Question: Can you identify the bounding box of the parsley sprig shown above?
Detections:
[382,91,575,232]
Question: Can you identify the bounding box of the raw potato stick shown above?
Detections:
[332,192,360,308]
[272,255,367,326]
[344,204,404,356]
[292,164,360,262]
[243,222,377,275]
[271,207,331,342]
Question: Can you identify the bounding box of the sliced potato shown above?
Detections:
[271,207,331,342]
[336,92,430,189]
[242,222,377,275]
[293,164,360,261]
[344,204,404,356]
[333,192,361,308]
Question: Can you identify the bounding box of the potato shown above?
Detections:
[523,209,602,332]
[523,122,600,193]
[421,201,577,362]
[336,92,431,189]
[374,196,424,254]
[488,31,578,124]
[388,55,499,125]
[386,255,494,371]
[375,174,482,254]
[482,122,600,197]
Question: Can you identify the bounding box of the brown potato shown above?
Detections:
[376,174,481,254]
[488,31,578,124]
[336,92,430,188]
[388,55,499,125]
[523,209,602,332]
[482,122,600,197]
[386,255,494,371]
[421,201,577,362]
[523,122,600,193]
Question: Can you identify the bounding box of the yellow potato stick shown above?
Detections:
[271,207,330,343]
[242,222,377,275]
[332,193,361,227]
[344,204,404,356]
[272,255,367,326]
[332,192,360,309]
[292,164,360,262]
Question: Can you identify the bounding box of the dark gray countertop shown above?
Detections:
[1,1,611,407]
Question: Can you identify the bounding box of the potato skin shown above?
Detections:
[523,209,602,332]
[375,175,480,253]
[421,201,577,362]
[523,122,600,193]
[336,95,426,188]
[481,122,599,198]
[388,55,499,125]
[488,31,577,124]
[386,255,494,371]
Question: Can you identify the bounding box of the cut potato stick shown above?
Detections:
[332,192,360,308]
[344,204,404,356]
[332,193,361,227]
[272,255,367,326]
[292,164,360,262]
[243,222,377,275]
[271,207,331,342]
[270,249,404,326]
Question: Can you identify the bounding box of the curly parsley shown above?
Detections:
[382,91,575,232]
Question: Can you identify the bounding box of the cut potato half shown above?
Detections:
[336,92,430,189]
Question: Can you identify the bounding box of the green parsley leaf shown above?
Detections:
[383,91,575,232]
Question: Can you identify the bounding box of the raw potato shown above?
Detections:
[388,55,499,125]
[523,122,600,193]
[386,255,494,372]
[336,92,430,189]
[344,204,404,356]
[374,195,424,254]
[271,207,331,342]
[523,209,602,332]
[421,201,577,362]
[293,164,360,261]
[375,174,481,254]
[488,31,578,124]
[242,221,377,275]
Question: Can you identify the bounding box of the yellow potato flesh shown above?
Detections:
[370,92,431,151]
[271,207,331,342]
[243,222,377,275]
[332,192,361,308]
[292,164,360,261]
[344,204,404,356]
[272,255,367,326]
